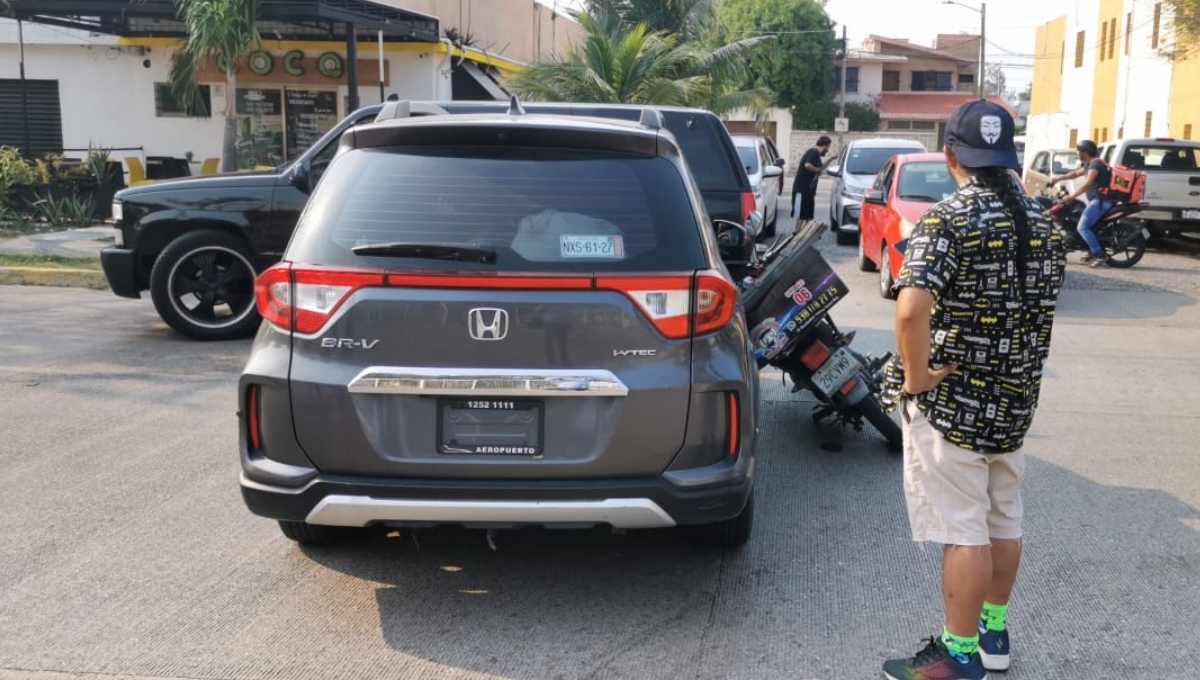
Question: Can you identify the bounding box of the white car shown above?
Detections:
[827,138,926,245]
[731,134,785,238]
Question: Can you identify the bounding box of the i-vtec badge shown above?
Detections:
[321,338,381,349]
[613,349,656,357]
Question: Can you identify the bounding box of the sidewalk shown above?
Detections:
[0,225,113,290]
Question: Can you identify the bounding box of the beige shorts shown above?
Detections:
[900,399,1025,545]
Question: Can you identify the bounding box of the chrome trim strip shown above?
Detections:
[347,367,629,396]
[306,496,676,529]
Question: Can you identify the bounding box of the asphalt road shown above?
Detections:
[2,183,1199,680]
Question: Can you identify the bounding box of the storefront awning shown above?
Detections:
[3,0,439,43]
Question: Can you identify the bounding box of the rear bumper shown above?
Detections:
[240,458,754,529]
[99,246,141,298]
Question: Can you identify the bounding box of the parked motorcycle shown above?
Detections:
[1036,186,1149,268]
[714,218,902,450]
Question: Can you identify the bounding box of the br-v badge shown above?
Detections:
[468,308,509,340]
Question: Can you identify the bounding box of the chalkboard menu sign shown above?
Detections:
[285,89,339,161]
[235,88,284,169]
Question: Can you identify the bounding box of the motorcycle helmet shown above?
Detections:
[1076,139,1099,156]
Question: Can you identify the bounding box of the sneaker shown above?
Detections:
[882,637,987,680]
[1089,254,1108,268]
[978,625,1010,672]
[1080,253,1097,265]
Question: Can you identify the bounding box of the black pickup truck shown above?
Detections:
[102,100,754,340]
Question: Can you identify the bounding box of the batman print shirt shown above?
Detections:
[882,176,1067,453]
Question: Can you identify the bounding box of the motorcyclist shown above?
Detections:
[1049,139,1111,267]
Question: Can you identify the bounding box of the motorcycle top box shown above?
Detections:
[743,222,849,368]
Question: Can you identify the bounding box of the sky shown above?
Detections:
[823,0,1081,95]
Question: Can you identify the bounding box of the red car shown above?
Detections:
[857,152,958,298]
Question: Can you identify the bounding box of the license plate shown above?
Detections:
[1181,209,1200,220]
[439,400,543,455]
[560,234,625,259]
[811,347,858,396]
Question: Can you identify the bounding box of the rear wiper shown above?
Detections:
[351,242,497,264]
[898,194,941,202]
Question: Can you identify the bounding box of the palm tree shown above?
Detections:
[508,12,773,116]
[165,0,262,172]
[584,0,712,40]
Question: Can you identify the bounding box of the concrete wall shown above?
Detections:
[382,0,585,62]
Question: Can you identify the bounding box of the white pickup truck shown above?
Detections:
[1098,137,1200,235]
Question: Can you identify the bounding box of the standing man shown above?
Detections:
[791,135,831,220]
[1049,139,1111,267]
[880,100,1066,680]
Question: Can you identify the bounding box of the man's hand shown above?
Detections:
[902,364,958,396]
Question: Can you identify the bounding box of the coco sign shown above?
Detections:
[246,50,345,79]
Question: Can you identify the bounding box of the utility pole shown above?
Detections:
[18,17,30,154]
[837,25,847,148]
[979,2,987,97]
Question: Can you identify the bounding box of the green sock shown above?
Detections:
[981,601,1009,632]
[941,628,979,661]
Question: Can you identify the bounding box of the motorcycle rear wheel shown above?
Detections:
[1104,221,1146,268]
[855,394,903,451]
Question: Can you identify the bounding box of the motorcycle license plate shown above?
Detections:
[812,347,857,396]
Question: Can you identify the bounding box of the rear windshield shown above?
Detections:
[659,111,745,192]
[287,146,708,272]
[846,147,922,175]
[897,161,958,202]
[1117,145,1200,171]
[736,144,760,174]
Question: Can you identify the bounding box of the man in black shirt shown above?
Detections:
[1049,139,1111,266]
[791,135,831,220]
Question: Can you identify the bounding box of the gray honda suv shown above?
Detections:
[238,103,759,548]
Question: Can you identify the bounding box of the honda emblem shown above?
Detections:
[468,308,509,341]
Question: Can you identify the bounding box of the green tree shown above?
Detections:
[713,0,836,112]
[164,0,263,171]
[583,0,713,40]
[1162,0,1200,58]
[791,100,879,131]
[508,11,773,116]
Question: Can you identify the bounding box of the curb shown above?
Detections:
[0,266,110,291]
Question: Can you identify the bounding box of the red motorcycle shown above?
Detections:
[1036,186,1149,268]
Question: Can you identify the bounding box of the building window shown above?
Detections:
[1153,3,1162,49]
[911,70,952,91]
[0,79,63,154]
[1118,126,1124,139]
[958,73,975,84]
[1185,124,1194,140]
[843,66,859,94]
[1109,18,1117,59]
[1145,111,1154,137]
[1100,21,1108,61]
[1102,127,1109,142]
[154,82,212,117]
[1093,127,1100,141]
[887,120,911,130]
[883,70,900,91]
[1069,128,1079,147]
[911,121,936,131]
[1125,13,1133,55]
[1075,31,1086,67]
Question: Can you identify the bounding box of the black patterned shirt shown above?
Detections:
[881,176,1067,453]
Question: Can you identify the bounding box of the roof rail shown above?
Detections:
[638,107,663,131]
[374,100,450,122]
[507,94,527,116]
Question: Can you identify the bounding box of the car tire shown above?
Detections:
[688,491,754,549]
[762,207,778,239]
[149,229,262,341]
[879,245,897,299]
[835,225,857,246]
[829,202,840,230]
[278,520,365,545]
[857,233,878,272]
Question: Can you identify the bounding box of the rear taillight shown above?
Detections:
[246,385,262,451]
[597,271,738,339]
[255,264,386,334]
[726,391,740,456]
[800,340,831,371]
[741,191,757,223]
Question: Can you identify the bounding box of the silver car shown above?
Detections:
[731,134,785,239]
[827,138,926,245]
[238,107,759,549]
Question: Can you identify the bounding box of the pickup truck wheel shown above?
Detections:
[150,230,261,341]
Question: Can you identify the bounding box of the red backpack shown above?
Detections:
[1101,162,1146,204]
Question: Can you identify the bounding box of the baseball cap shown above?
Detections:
[944,99,1020,170]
